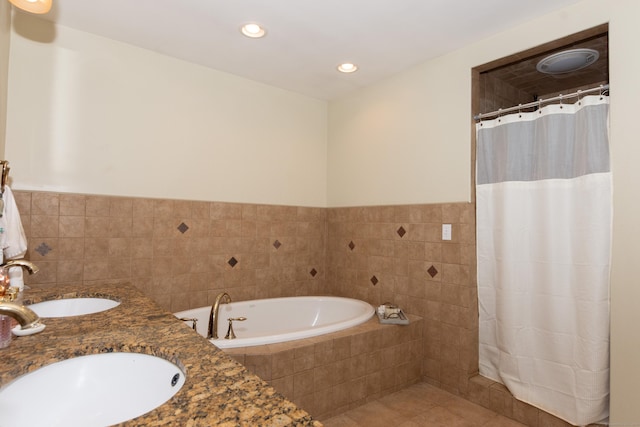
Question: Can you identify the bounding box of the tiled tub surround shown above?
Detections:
[0,283,320,426]
[326,203,478,395]
[12,190,582,426]
[223,315,423,420]
[13,191,327,313]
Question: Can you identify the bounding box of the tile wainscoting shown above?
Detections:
[14,191,327,312]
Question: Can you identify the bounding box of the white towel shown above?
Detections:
[0,186,28,290]
[0,186,28,260]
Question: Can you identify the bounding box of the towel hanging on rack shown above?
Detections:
[0,160,10,218]
[0,185,28,262]
[0,161,29,290]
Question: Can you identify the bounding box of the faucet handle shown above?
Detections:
[179,317,198,331]
[224,317,246,339]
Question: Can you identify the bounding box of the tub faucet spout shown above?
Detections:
[208,292,231,339]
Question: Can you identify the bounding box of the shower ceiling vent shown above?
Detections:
[536,48,599,75]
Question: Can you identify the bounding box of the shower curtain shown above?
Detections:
[476,95,610,426]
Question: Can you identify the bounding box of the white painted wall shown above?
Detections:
[5,15,327,206]
[606,2,640,424]
[328,50,472,206]
[328,0,640,424]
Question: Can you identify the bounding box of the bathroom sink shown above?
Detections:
[28,297,120,317]
[0,352,185,426]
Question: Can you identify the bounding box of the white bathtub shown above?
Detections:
[174,296,374,349]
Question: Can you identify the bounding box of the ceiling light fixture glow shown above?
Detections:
[337,63,358,73]
[241,23,266,39]
[8,0,52,14]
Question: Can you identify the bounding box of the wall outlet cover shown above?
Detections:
[442,224,452,241]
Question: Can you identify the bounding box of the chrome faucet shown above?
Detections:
[0,302,41,331]
[207,292,231,339]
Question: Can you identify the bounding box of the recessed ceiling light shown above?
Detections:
[536,48,599,75]
[241,23,266,39]
[337,63,358,73]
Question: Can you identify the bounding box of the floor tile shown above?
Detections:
[320,382,527,427]
[482,415,532,426]
[341,400,410,427]
[320,414,360,427]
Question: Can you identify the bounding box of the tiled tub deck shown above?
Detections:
[223,315,423,420]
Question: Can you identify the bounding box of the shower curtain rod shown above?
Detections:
[473,83,609,121]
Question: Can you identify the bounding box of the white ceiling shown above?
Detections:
[33,0,583,100]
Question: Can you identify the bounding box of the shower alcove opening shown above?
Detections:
[467,24,609,426]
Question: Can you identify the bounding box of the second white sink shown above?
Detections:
[28,297,120,318]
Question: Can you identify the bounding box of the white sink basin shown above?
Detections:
[28,297,120,317]
[0,352,185,426]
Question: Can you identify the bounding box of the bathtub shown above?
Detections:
[174,296,374,349]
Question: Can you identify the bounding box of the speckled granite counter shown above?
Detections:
[0,283,322,426]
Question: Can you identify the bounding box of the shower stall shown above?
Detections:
[472,25,610,426]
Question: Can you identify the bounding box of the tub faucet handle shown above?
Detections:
[179,317,198,331]
[225,317,246,339]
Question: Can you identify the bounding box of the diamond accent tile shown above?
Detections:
[397,226,406,238]
[310,268,317,277]
[370,276,379,286]
[177,222,189,234]
[273,240,282,249]
[428,265,438,278]
[348,241,355,251]
[35,242,52,257]
[228,257,238,268]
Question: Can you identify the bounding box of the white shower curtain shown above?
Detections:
[476,95,610,426]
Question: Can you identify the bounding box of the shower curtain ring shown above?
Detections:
[600,84,607,99]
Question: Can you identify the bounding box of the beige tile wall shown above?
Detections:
[325,203,478,394]
[14,191,326,312]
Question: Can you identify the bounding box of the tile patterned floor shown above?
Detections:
[320,382,526,427]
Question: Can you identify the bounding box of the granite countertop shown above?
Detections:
[0,283,322,427]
